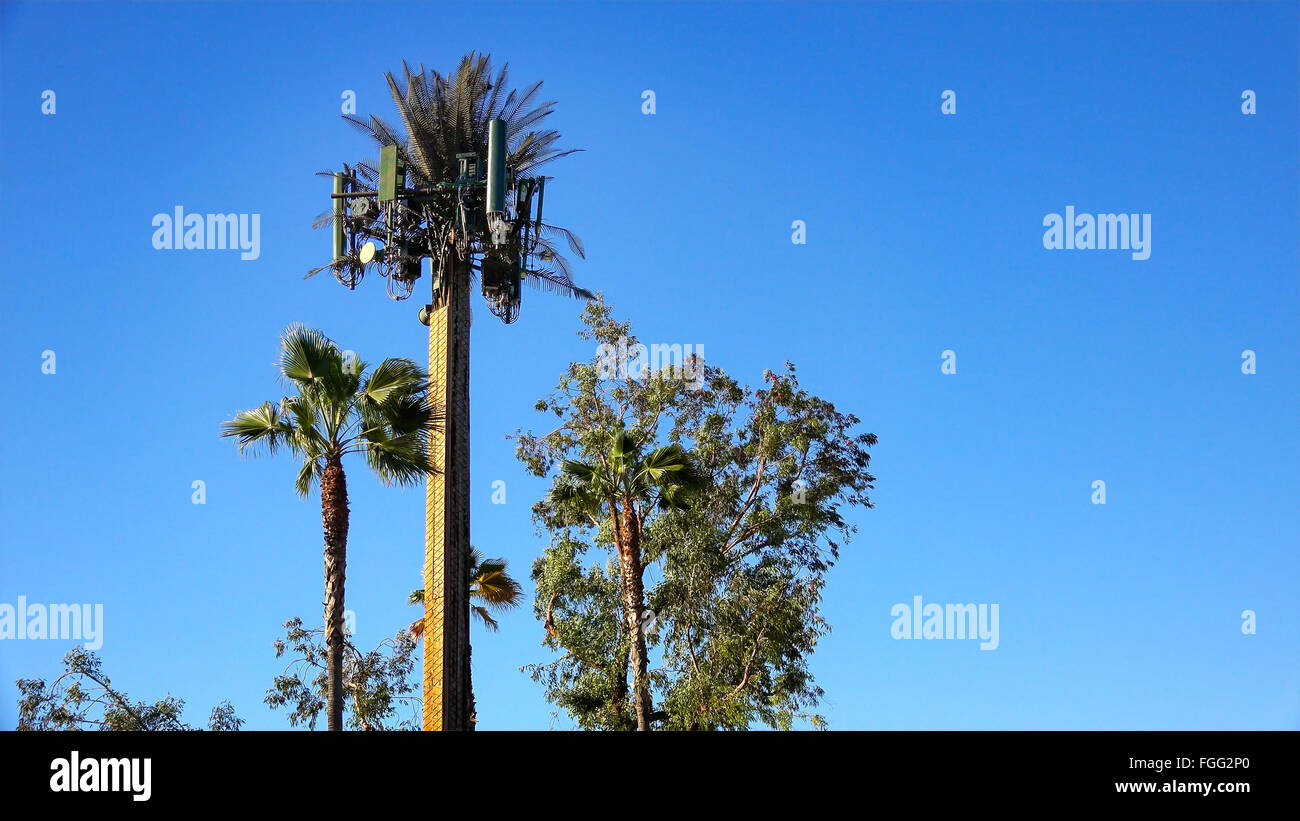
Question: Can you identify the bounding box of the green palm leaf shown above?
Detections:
[219,402,295,456]
[363,358,426,405]
[407,547,523,636]
[278,324,337,385]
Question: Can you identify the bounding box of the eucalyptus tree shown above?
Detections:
[267,618,420,731]
[221,324,437,731]
[16,648,242,731]
[313,52,590,730]
[517,300,878,730]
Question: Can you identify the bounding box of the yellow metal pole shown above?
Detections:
[423,259,471,731]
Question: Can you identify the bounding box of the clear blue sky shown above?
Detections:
[1,1,1296,730]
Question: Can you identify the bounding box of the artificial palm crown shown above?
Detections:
[311,53,592,317]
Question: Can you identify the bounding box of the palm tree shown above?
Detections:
[408,548,523,729]
[314,53,591,731]
[549,431,702,730]
[221,324,438,731]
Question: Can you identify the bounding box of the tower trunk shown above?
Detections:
[422,257,472,731]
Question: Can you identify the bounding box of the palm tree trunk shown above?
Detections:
[321,455,349,731]
[423,254,472,731]
[616,507,651,730]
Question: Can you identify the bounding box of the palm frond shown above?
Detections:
[472,606,499,631]
[294,457,323,497]
[385,70,434,180]
[523,267,594,300]
[220,402,297,456]
[638,444,688,480]
[278,324,338,385]
[560,460,599,481]
[472,567,523,610]
[363,358,427,405]
[359,429,433,487]
[376,394,440,437]
[542,222,586,259]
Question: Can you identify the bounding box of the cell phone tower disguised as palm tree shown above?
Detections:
[311,53,592,730]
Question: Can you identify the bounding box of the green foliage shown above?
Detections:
[408,546,525,633]
[220,324,439,496]
[223,325,438,732]
[525,539,631,730]
[325,53,592,301]
[516,298,877,730]
[16,648,242,731]
[266,617,418,731]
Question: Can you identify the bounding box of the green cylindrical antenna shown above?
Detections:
[534,176,545,236]
[486,118,507,215]
[332,172,345,260]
